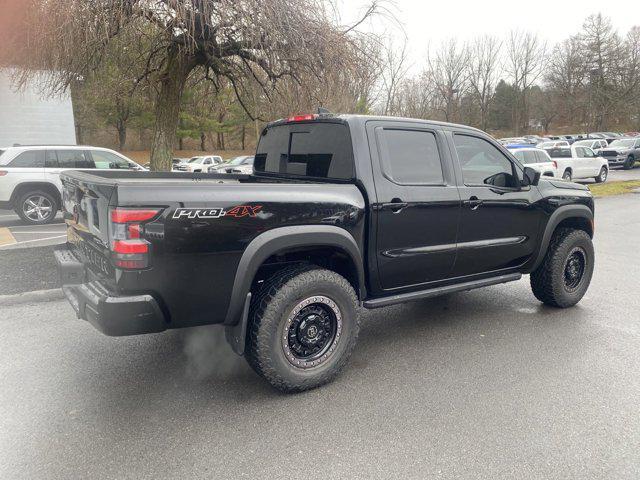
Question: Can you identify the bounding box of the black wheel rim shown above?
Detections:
[564,247,586,292]
[282,296,342,369]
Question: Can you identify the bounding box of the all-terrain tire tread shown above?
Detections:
[245,264,359,392]
[530,228,591,308]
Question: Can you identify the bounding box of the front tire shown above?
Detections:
[623,155,635,170]
[594,166,608,183]
[15,191,58,225]
[245,266,360,392]
[530,228,594,308]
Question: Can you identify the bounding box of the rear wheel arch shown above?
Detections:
[223,226,366,355]
[10,182,61,208]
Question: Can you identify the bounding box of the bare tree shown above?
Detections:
[379,36,410,116]
[624,26,640,129]
[581,14,625,129]
[425,39,469,122]
[3,0,378,170]
[506,30,546,134]
[466,35,502,130]
[545,35,587,127]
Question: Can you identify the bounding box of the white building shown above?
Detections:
[0,69,76,146]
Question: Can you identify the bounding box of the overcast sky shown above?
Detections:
[339,0,638,72]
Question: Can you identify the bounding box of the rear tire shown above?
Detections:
[15,190,58,225]
[245,265,360,392]
[594,167,607,183]
[562,169,572,181]
[530,228,594,308]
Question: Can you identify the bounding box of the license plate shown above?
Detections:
[68,229,114,277]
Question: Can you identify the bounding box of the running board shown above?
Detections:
[363,273,522,309]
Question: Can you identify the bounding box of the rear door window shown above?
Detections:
[56,150,94,168]
[376,128,444,184]
[8,150,45,167]
[534,150,549,163]
[255,122,354,180]
[521,151,538,165]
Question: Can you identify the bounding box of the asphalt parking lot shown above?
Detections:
[0,193,639,479]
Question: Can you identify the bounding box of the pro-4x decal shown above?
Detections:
[173,205,262,220]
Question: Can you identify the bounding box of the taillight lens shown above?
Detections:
[109,208,161,269]
[110,209,160,223]
[552,161,558,169]
[0,171,8,176]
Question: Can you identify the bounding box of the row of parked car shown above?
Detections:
[169,155,255,174]
[499,132,640,170]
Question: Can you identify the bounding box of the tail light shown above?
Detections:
[552,161,558,169]
[286,114,318,123]
[109,208,162,269]
[0,171,7,176]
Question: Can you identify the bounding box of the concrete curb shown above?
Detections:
[0,288,65,306]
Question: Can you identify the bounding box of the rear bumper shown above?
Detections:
[54,245,167,336]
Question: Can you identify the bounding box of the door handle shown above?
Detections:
[381,199,408,213]
[468,196,483,210]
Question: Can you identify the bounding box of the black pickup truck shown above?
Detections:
[55,114,595,392]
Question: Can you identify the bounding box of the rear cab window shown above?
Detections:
[254,121,354,180]
[548,148,572,158]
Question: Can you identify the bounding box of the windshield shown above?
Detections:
[188,157,203,163]
[538,142,555,148]
[573,140,592,147]
[609,139,635,148]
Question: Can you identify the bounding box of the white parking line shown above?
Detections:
[8,223,65,228]
[0,234,66,249]
[11,231,66,235]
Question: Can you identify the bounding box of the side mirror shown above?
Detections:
[522,166,540,187]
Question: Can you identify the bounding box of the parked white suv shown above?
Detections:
[0,145,143,224]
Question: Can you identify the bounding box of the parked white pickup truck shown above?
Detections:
[545,146,608,183]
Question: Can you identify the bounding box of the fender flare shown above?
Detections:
[224,225,365,355]
[526,204,593,272]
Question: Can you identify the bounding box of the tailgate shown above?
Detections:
[61,172,116,281]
